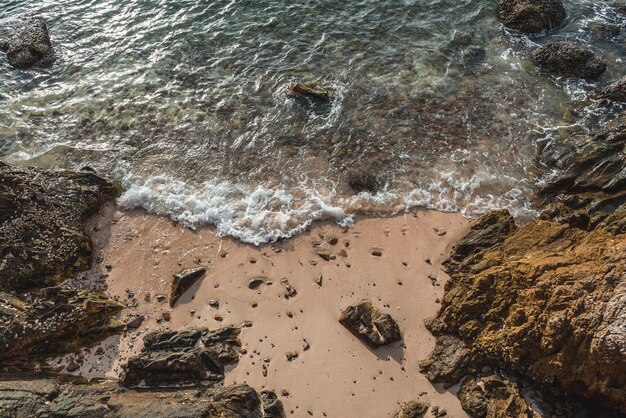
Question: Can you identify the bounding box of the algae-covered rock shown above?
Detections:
[395,400,430,418]
[497,0,566,34]
[0,16,55,69]
[0,163,116,292]
[531,42,607,81]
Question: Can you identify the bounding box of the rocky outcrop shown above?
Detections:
[0,164,123,366]
[0,287,124,362]
[0,377,284,417]
[0,16,55,69]
[339,300,402,348]
[169,267,206,307]
[0,163,116,292]
[421,113,626,414]
[596,76,626,104]
[457,374,533,418]
[531,42,607,81]
[496,0,566,34]
[121,328,241,388]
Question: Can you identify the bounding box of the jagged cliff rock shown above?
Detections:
[0,377,284,418]
[420,114,626,415]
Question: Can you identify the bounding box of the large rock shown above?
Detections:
[421,208,626,413]
[496,0,566,34]
[0,163,116,292]
[457,374,533,418]
[0,287,124,363]
[395,400,430,418]
[0,377,284,417]
[531,42,607,80]
[0,16,55,69]
[339,300,402,348]
[121,327,241,388]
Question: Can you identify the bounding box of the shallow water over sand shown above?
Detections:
[1,0,624,243]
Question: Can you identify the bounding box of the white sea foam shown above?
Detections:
[119,173,538,245]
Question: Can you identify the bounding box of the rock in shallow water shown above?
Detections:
[0,16,55,69]
[339,300,402,348]
[531,42,607,81]
[596,76,626,104]
[496,0,566,34]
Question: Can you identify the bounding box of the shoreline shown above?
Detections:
[56,204,472,417]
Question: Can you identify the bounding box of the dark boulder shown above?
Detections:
[418,336,471,386]
[339,300,402,348]
[457,374,532,418]
[531,42,607,80]
[347,170,382,194]
[588,22,621,40]
[0,163,116,292]
[122,327,242,388]
[169,267,206,307]
[120,348,226,388]
[496,0,566,34]
[0,16,55,69]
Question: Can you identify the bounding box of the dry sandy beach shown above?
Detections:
[54,206,471,417]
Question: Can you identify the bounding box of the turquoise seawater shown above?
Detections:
[0,0,624,243]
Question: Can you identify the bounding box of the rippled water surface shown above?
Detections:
[1,0,624,243]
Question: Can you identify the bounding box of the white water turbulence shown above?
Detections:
[1,0,624,243]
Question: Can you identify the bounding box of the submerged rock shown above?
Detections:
[457,374,532,418]
[531,42,607,80]
[287,82,334,101]
[347,170,382,194]
[596,76,626,103]
[0,163,116,292]
[0,377,284,418]
[496,0,566,34]
[169,267,206,307]
[339,300,402,348]
[0,16,55,69]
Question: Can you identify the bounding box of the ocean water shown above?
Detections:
[1,0,624,244]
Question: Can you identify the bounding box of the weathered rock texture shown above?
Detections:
[0,377,284,418]
[0,287,124,362]
[339,300,402,348]
[596,76,626,104]
[531,42,607,81]
[395,400,430,418]
[120,328,241,388]
[0,16,55,69]
[457,374,533,418]
[0,164,123,366]
[496,0,566,34]
[420,113,626,415]
[0,163,116,292]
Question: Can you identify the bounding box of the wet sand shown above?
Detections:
[55,205,471,417]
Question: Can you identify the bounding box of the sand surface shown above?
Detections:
[54,206,471,417]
